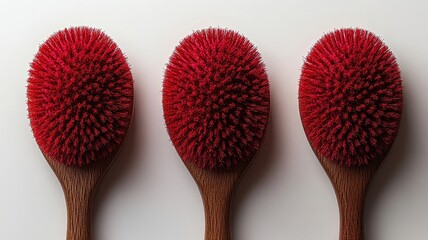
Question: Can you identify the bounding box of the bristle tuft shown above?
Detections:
[27,26,133,166]
[163,28,270,169]
[299,28,403,166]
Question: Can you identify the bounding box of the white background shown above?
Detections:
[1,0,427,239]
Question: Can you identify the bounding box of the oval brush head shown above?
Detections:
[299,28,403,166]
[27,26,133,166]
[163,28,270,169]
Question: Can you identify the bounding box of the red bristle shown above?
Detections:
[163,28,270,169]
[299,28,403,166]
[27,27,133,166]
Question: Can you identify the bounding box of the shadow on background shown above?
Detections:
[94,84,146,228]
[365,82,412,239]
[232,82,284,235]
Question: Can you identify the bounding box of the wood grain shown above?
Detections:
[45,154,116,240]
[317,154,383,240]
[184,161,250,240]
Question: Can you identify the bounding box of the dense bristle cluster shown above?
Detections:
[27,27,133,166]
[299,28,403,166]
[163,28,270,169]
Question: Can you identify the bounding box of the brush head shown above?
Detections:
[163,28,270,170]
[27,26,133,166]
[299,28,403,166]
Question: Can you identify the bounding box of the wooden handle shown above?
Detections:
[64,188,95,240]
[316,156,382,240]
[184,162,247,240]
[45,156,112,240]
[201,184,233,240]
[337,184,365,240]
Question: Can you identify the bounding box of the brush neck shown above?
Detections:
[337,184,366,240]
[64,185,96,240]
[201,187,233,240]
[184,162,248,240]
[316,156,382,240]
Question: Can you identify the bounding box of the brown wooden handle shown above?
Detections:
[337,186,365,240]
[184,162,245,240]
[316,156,381,240]
[201,188,232,240]
[44,153,115,240]
[64,188,95,240]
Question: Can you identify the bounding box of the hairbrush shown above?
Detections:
[27,26,133,240]
[299,28,403,240]
[163,28,270,240]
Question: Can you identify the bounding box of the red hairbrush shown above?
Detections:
[299,28,403,240]
[163,28,270,240]
[27,26,133,240]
